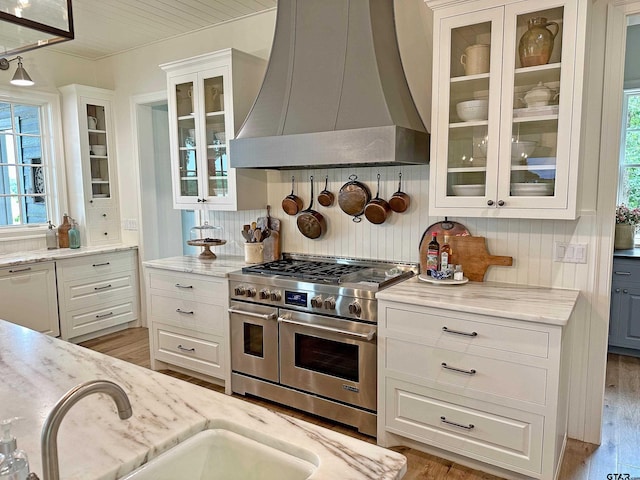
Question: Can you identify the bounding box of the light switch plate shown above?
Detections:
[554,241,587,263]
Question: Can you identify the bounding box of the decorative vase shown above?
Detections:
[614,223,636,250]
[518,17,559,67]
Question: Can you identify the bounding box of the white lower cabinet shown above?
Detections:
[377,301,571,480]
[146,268,230,392]
[57,250,139,342]
[0,262,59,336]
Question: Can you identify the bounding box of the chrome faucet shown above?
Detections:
[40,380,132,480]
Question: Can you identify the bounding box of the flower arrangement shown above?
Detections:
[616,204,640,225]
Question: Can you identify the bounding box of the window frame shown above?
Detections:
[0,87,67,240]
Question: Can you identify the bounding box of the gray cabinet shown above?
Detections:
[609,257,640,353]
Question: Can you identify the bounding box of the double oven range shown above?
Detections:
[228,253,417,436]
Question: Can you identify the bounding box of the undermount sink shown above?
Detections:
[119,423,318,480]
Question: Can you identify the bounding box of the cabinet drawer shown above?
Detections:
[386,337,548,405]
[62,273,135,310]
[385,378,543,475]
[149,291,225,334]
[87,207,119,226]
[147,270,227,302]
[62,301,136,339]
[383,305,550,358]
[153,324,225,378]
[57,250,136,281]
[87,224,121,245]
[612,258,640,285]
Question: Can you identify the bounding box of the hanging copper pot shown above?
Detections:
[297,176,327,239]
[338,174,371,222]
[282,176,303,215]
[389,172,410,213]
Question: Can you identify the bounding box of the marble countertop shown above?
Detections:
[142,255,246,277]
[1,320,406,480]
[0,244,138,267]
[377,277,579,326]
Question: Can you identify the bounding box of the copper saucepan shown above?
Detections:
[297,176,327,239]
[317,175,334,207]
[364,173,391,224]
[282,176,303,215]
[338,174,371,222]
[389,172,410,213]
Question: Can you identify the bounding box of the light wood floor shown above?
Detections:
[79,327,640,479]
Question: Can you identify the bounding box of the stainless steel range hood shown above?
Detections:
[230,0,429,170]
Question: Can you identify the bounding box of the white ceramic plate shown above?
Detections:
[451,184,484,196]
[510,183,554,196]
[513,105,559,118]
[418,274,469,285]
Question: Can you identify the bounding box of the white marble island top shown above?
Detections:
[0,244,138,267]
[377,277,579,326]
[143,255,246,277]
[1,320,406,480]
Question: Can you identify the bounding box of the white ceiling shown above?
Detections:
[50,0,277,60]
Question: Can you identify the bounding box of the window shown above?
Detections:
[618,89,640,208]
[0,90,63,235]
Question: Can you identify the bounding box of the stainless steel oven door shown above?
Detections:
[278,309,377,411]
[229,301,279,382]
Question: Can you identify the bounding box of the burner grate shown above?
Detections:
[242,259,368,283]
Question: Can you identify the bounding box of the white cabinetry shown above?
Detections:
[427,0,587,219]
[57,250,139,342]
[161,49,267,211]
[59,84,121,245]
[378,301,571,479]
[0,262,59,336]
[146,268,230,391]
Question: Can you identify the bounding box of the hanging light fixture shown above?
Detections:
[0,0,74,56]
[0,56,34,86]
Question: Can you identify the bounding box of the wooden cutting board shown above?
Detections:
[419,235,512,282]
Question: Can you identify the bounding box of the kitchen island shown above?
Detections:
[0,320,406,480]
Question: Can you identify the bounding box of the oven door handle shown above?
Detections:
[277,317,376,341]
[228,307,277,320]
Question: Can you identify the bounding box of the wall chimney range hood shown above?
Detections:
[230,0,429,170]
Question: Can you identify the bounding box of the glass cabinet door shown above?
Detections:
[202,73,229,199]
[86,103,111,200]
[436,9,503,208]
[174,80,200,200]
[499,5,569,206]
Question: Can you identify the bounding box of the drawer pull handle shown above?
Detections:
[92,262,110,267]
[442,326,477,337]
[175,284,193,289]
[614,271,632,275]
[8,267,32,273]
[440,416,474,430]
[95,312,114,319]
[94,284,112,291]
[176,308,194,315]
[177,344,195,352]
[441,362,476,375]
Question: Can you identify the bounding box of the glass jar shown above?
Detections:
[189,221,223,242]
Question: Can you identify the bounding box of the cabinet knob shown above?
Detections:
[197,198,203,203]
[497,200,505,207]
[487,200,494,206]
[623,289,629,294]
[89,200,93,204]
[615,288,621,293]
[201,198,207,202]
[102,213,107,217]
[104,232,108,236]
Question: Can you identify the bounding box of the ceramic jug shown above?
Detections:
[87,116,98,130]
[518,17,559,67]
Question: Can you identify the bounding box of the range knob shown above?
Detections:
[311,296,323,308]
[259,289,270,300]
[324,297,336,310]
[234,286,246,296]
[270,290,282,301]
[348,301,362,315]
[245,287,256,298]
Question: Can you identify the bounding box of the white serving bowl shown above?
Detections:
[510,182,554,196]
[451,184,485,196]
[91,145,107,156]
[510,140,537,161]
[456,99,488,122]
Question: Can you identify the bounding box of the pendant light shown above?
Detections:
[0,56,35,87]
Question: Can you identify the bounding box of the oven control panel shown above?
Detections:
[228,280,376,322]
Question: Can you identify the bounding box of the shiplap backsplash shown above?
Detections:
[204,164,597,291]
[2,164,596,293]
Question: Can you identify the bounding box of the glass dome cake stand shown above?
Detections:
[187,222,226,259]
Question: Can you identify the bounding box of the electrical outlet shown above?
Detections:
[122,219,138,231]
[554,241,587,263]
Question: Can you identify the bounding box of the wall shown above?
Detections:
[0,0,613,444]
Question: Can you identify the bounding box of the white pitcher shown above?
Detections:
[460,44,490,75]
[87,116,98,130]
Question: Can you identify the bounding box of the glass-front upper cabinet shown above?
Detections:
[162,49,268,211]
[86,102,112,200]
[428,0,584,220]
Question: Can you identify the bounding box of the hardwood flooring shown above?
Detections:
[79,327,640,479]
